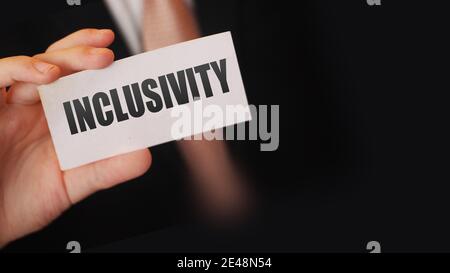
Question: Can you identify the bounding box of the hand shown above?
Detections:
[0,29,151,247]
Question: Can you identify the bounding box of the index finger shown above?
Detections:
[46,28,115,53]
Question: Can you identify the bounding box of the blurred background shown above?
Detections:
[2,0,450,252]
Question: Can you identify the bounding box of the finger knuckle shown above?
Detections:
[45,42,58,52]
[11,55,33,65]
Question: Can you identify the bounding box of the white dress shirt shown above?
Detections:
[104,0,193,55]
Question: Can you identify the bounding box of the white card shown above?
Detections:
[38,32,250,170]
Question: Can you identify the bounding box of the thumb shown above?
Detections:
[63,149,151,204]
[0,56,60,88]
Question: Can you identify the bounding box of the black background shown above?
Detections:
[1,0,450,252]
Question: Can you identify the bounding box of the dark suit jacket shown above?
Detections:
[3,0,450,252]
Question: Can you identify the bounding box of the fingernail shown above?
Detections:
[33,61,55,73]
